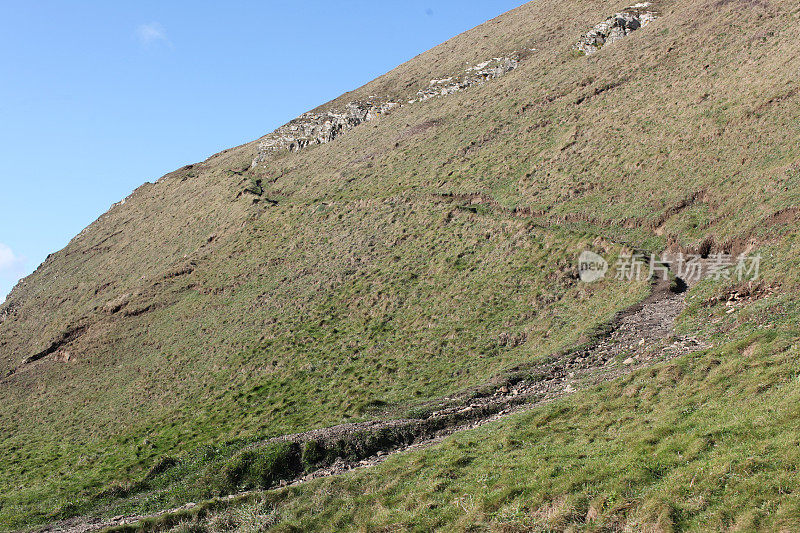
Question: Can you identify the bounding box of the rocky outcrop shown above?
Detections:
[574,3,658,55]
[409,55,522,104]
[252,54,528,165]
[252,99,399,163]
[251,0,661,166]
[253,52,521,166]
[249,5,662,166]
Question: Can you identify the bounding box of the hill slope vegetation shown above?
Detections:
[2,0,800,530]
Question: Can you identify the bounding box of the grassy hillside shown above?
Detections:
[1,0,800,530]
[181,324,800,531]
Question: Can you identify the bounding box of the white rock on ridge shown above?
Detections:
[252,52,529,165]
[253,99,399,162]
[412,56,520,103]
[574,3,658,55]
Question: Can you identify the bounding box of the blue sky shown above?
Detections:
[0,1,526,301]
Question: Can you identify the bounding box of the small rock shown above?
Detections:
[623,357,636,365]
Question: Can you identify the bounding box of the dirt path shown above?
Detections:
[38,277,711,533]
[289,279,709,481]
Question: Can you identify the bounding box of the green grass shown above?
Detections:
[0,213,647,528]
[1,0,800,529]
[162,320,800,531]
[3,222,646,520]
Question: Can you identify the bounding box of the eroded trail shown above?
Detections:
[287,279,708,484]
[40,278,710,533]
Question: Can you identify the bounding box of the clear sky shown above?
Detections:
[0,1,527,302]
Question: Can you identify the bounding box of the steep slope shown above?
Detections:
[2,0,800,530]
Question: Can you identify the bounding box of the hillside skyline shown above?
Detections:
[0,0,526,301]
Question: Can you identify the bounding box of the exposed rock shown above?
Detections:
[252,99,399,163]
[248,5,658,166]
[409,56,521,104]
[251,53,530,165]
[574,3,658,55]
